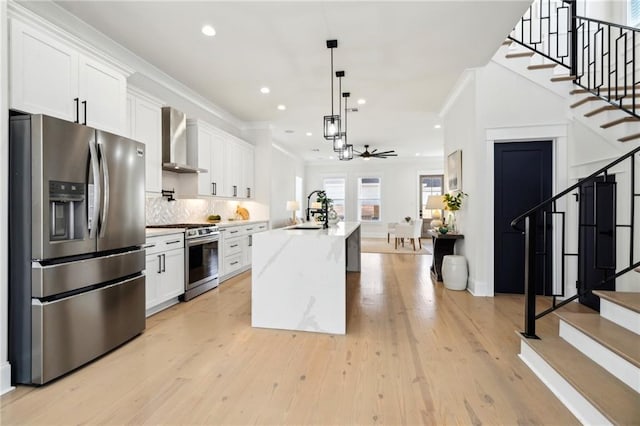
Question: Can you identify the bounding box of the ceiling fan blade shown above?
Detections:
[371,149,378,154]
[375,150,396,155]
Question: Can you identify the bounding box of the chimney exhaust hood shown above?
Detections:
[162,107,206,173]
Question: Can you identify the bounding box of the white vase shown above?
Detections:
[328,207,339,225]
[447,211,456,232]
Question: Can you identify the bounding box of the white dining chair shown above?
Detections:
[387,222,397,244]
[394,219,423,250]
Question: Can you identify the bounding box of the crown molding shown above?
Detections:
[438,69,476,119]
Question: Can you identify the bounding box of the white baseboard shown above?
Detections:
[0,361,14,395]
[466,278,493,296]
[519,342,611,426]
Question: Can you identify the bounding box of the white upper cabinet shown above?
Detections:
[9,18,128,135]
[127,88,163,193]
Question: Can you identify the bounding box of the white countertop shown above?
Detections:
[145,228,185,238]
[265,221,360,238]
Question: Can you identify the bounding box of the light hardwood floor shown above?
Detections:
[1,253,578,425]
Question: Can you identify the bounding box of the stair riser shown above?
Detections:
[600,298,640,335]
[558,321,640,393]
[519,342,613,426]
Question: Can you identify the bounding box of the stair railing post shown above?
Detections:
[523,213,539,339]
[569,0,577,79]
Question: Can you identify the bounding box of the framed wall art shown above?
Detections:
[447,149,462,191]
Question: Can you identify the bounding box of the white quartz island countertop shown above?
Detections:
[251,222,361,335]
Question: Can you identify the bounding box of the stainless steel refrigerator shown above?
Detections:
[9,112,146,385]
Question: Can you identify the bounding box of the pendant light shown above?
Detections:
[333,70,346,152]
[339,92,353,161]
[323,40,341,140]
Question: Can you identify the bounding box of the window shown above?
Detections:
[357,177,381,221]
[323,177,345,220]
[419,175,444,219]
[295,176,303,218]
[630,0,640,27]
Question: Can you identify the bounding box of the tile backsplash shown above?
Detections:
[146,196,267,225]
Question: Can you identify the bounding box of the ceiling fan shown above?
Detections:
[354,145,398,160]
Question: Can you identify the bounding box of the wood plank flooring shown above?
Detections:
[0,253,578,425]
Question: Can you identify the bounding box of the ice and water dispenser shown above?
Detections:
[48,180,85,241]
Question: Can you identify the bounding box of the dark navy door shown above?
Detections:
[494,141,553,294]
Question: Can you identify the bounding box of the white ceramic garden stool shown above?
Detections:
[442,255,468,291]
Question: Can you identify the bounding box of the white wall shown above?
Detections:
[305,157,444,238]
[0,0,12,396]
[442,51,640,296]
[270,145,305,229]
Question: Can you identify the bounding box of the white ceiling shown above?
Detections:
[53,1,530,161]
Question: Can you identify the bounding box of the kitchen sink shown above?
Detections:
[287,224,324,230]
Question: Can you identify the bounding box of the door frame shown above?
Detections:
[484,124,569,297]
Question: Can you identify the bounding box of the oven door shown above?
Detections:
[185,235,219,291]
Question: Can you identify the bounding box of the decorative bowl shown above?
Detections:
[438,227,449,234]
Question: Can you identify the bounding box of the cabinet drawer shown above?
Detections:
[223,226,246,237]
[223,237,243,255]
[223,254,243,273]
[145,233,184,255]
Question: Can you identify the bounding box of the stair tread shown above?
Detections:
[601,116,640,129]
[619,133,640,142]
[551,75,576,82]
[570,96,601,108]
[522,336,640,425]
[571,86,639,95]
[584,104,637,117]
[594,290,640,314]
[555,312,640,367]
[506,51,535,58]
[528,63,557,70]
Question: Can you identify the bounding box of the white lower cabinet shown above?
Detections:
[219,222,268,282]
[144,233,184,316]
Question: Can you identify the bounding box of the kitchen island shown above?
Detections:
[251,222,361,335]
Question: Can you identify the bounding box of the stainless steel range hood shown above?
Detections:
[162,107,206,173]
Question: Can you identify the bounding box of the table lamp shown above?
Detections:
[425,195,445,228]
[286,200,299,224]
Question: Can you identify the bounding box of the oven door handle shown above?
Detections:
[186,236,219,247]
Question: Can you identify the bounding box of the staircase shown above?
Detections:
[519,290,640,424]
[500,1,640,423]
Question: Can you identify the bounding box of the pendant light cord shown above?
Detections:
[330,48,334,117]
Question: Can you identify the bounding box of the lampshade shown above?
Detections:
[286,200,299,211]
[425,195,445,210]
[339,144,353,161]
[311,202,322,209]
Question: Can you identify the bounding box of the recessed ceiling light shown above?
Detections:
[277,105,286,110]
[434,124,442,129]
[201,25,216,37]
[306,132,312,136]
[260,87,270,94]
[285,130,294,134]
[415,153,421,156]
[329,156,334,160]
[357,99,366,105]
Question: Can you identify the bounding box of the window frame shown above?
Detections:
[419,174,444,219]
[322,176,346,220]
[357,176,382,222]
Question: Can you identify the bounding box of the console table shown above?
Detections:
[429,230,464,281]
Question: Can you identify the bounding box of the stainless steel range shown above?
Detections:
[148,224,220,301]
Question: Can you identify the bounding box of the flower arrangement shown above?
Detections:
[443,191,468,211]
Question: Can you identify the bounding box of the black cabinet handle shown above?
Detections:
[157,254,162,273]
[161,253,166,272]
[166,240,181,245]
[233,185,237,197]
[246,187,251,198]
[81,100,87,125]
[230,230,239,234]
[230,261,239,266]
[212,182,217,196]
[249,235,253,247]
[74,98,79,123]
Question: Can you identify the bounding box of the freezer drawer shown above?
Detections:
[31,274,145,384]
[32,248,145,298]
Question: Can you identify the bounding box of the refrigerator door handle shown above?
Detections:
[98,143,110,237]
[88,141,101,239]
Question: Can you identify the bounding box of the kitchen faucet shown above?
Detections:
[306,190,329,229]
